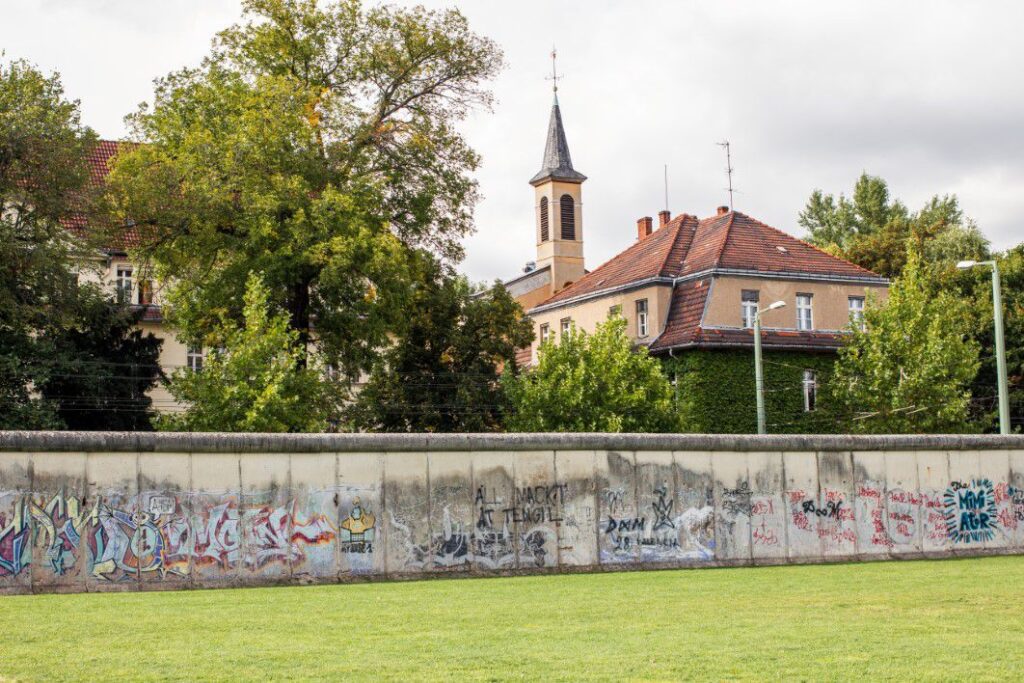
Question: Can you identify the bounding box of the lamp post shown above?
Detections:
[754,300,787,435]
[958,260,1010,434]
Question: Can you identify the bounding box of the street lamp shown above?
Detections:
[957,260,1010,434]
[754,300,787,435]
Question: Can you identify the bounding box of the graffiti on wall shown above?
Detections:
[339,498,375,553]
[6,457,1024,592]
[1,492,340,582]
[601,483,714,562]
[944,479,997,544]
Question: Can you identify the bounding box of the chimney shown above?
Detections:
[716,205,730,216]
[658,210,671,228]
[636,216,653,240]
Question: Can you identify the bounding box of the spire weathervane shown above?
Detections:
[546,46,562,100]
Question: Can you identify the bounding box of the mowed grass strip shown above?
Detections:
[2,556,1023,681]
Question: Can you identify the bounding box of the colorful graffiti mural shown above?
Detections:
[3,443,1024,595]
[944,480,998,543]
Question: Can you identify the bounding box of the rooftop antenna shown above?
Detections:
[716,140,735,210]
[663,164,669,212]
[546,46,562,102]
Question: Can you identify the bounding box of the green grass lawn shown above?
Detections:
[2,556,1023,681]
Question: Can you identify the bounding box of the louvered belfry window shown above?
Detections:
[539,196,549,242]
[560,194,575,240]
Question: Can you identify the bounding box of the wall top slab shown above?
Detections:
[1,431,1022,453]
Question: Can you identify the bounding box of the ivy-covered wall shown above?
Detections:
[660,348,839,434]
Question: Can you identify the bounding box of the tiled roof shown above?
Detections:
[535,210,882,311]
[540,214,699,306]
[648,278,711,348]
[63,140,141,251]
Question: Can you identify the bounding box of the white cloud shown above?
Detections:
[4,0,1021,282]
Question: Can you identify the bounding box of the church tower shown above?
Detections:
[530,54,586,295]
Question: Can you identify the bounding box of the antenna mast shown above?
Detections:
[663,164,669,212]
[716,140,735,210]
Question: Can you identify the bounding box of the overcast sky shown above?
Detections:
[4,1,1022,282]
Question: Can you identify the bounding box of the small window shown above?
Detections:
[796,294,813,331]
[116,267,134,304]
[139,279,154,305]
[741,289,759,329]
[560,317,572,338]
[636,299,649,338]
[848,296,865,329]
[186,345,205,372]
[803,369,817,412]
[539,197,549,242]
[560,194,575,240]
[539,324,550,344]
[608,304,622,319]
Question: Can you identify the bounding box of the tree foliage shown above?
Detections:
[503,317,679,433]
[161,274,340,432]
[103,0,502,383]
[39,301,164,431]
[1,58,163,429]
[799,173,989,278]
[830,250,981,433]
[350,258,533,432]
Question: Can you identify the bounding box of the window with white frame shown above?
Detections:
[560,317,572,338]
[803,369,817,412]
[741,290,759,329]
[636,299,649,338]
[796,293,813,331]
[116,267,134,304]
[608,304,622,319]
[186,345,205,372]
[848,296,865,329]
[539,323,550,344]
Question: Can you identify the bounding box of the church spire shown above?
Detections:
[529,49,586,187]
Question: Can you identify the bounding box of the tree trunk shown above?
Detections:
[288,278,311,369]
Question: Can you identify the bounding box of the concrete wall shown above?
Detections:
[2,433,1023,594]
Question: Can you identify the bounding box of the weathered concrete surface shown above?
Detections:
[2,432,1024,594]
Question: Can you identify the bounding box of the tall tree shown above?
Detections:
[830,249,981,433]
[350,257,533,432]
[1,59,164,431]
[799,173,988,278]
[503,317,679,433]
[103,0,502,387]
[161,274,341,432]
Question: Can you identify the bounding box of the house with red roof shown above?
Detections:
[505,93,889,432]
[70,140,200,412]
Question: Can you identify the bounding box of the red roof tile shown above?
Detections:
[540,214,699,306]
[62,140,141,251]
[648,278,711,348]
[535,210,882,312]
